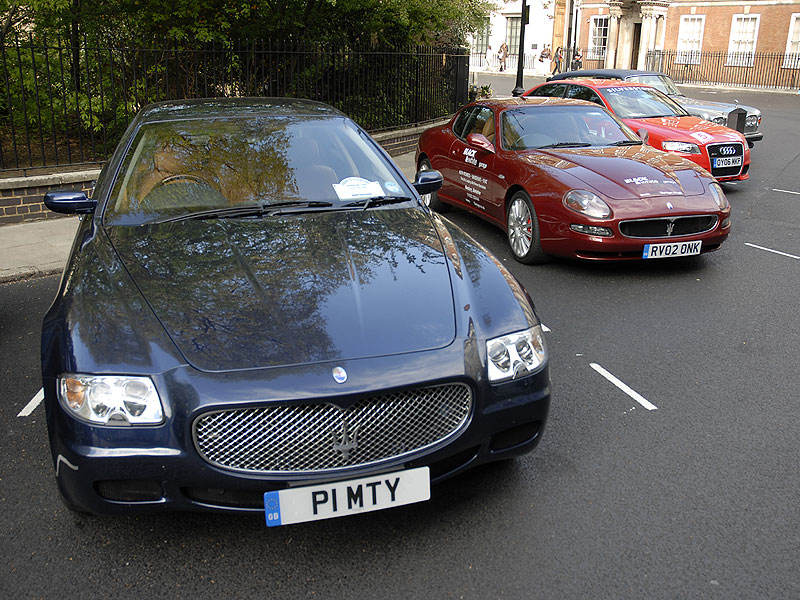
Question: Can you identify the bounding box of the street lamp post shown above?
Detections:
[511,0,529,96]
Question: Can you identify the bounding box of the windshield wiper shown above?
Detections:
[538,142,591,149]
[155,201,335,223]
[342,195,414,210]
[609,140,643,146]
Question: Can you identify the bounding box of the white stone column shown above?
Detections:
[606,1,623,69]
[637,12,655,69]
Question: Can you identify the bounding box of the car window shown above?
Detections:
[566,85,605,106]
[104,116,411,225]
[600,86,688,119]
[452,107,475,139]
[526,83,567,98]
[466,107,495,143]
[501,105,639,150]
[627,75,681,95]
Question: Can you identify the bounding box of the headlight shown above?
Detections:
[662,141,701,154]
[708,182,729,210]
[486,326,547,382]
[745,115,760,127]
[58,374,164,425]
[711,116,726,125]
[563,190,612,219]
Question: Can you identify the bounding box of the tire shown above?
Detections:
[506,190,547,264]
[418,158,449,213]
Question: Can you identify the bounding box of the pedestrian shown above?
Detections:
[538,45,551,76]
[499,41,509,72]
[552,47,563,75]
[571,49,583,71]
[485,45,493,71]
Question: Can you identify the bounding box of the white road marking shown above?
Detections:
[745,243,800,260]
[590,363,658,411]
[18,388,44,417]
[772,188,800,196]
[542,324,551,332]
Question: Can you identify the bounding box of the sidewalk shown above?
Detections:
[0,151,420,284]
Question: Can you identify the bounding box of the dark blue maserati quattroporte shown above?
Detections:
[41,98,550,523]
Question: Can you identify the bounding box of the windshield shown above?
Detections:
[628,75,682,95]
[601,86,688,119]
[104,116,410,225]
[501,105,641,150]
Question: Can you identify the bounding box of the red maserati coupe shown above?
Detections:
[415,97,731,263]
[524,79,750,182]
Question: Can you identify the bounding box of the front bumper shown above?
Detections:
[541,212,731,261]
[45,357,551,514]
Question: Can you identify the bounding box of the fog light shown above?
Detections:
[570,223,613,237]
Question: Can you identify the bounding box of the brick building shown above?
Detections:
[555,0,800,69]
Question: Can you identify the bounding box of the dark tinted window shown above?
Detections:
[526,83,567,98]
[566,85,605,106]
[452,107,475,138]
[105,117,410,224]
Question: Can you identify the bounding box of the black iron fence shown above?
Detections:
[646,50,800,90]
[1,35,469,173]
[470,47,605,74]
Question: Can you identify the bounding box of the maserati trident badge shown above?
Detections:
[332,366,347,384]
[332,420,359,460]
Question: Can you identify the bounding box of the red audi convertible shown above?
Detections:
[416,98,731,263]
[524,79,750,182]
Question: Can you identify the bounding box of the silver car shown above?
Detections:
[548,69,763,147]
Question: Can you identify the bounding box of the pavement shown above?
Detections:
[0,151,420,284]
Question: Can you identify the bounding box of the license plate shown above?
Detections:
[264,467,430,527]
[643,240,702,259]
[713,156,742,168]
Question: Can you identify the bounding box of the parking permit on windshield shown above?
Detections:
[333,177,384,200]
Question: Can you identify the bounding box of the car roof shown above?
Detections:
[134,97,346,124]
[540,79,657,90]
[469,97,606,110]
[548,69,666,81]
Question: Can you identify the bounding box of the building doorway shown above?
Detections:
[630,22,641,68]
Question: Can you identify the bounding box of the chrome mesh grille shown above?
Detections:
[620,215,718,238]
[193,383,472,474]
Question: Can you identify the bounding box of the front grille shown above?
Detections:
[707,142,744,178]
[620,215,718,238]
[193,383,473,474]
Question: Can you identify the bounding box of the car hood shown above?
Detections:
[527,145,707,200]
[106,207,456,372]
[671,95,760,118]
[623,115,746,145]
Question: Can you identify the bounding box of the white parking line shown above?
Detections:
[772,188,800,196]
[542,324,551,332]
[18,388,44,417]
[590,363,658,411]
[745,243,800,260]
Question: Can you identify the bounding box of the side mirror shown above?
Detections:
[636,129,650,144]
[43,190,96,214]
[413,169,443,196]
[466,133,495,153]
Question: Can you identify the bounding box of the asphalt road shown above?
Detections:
[1,86,798,599]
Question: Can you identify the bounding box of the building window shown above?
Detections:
[727,14,760,67]
[783,14,800,68]
[676,15,705,64]
[506,16,521,54]
[474,18,491,55]
[588,16,609,60]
